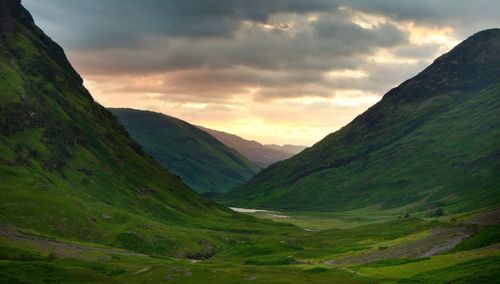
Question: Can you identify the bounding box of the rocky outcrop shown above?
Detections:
[0,0,21,32]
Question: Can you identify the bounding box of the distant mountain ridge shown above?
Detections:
[110,108,260,194]
[266,144,308,155]
[198,126,307,168]
[220,29,500,213]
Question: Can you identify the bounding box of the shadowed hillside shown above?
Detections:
[221,29,500,213]
[110,108,260,194]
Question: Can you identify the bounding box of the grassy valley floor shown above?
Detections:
[1,207,498,283]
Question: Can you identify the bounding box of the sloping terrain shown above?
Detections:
[1,1,499,283]
[110,108,260,194]
[0,0,281,259]
[221,29,500,213]
[200,126,307,168]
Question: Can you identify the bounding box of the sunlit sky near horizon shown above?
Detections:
[23,0,500,146]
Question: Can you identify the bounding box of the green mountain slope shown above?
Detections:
[1,3,500,282]
[110,108,260,194]
[0,0,282,258]
[221,29,500,213]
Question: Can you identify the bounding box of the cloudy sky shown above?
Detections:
[23,0,500,145]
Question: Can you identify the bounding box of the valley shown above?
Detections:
[1,207,498,283]
[0,1,499,283]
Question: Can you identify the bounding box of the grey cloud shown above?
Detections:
[24,0,494,76]
[99,68,326,99]
[21,0,499,104]
[347,1,499,24]
[23,0,305,49]
[90,56,430,104]
[23,0,499,50]
[344,0,500,39]
[391,44,442,59]
[312,14,407,48]
[68,16,405,76]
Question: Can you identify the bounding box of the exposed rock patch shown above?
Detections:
[0,0,20,32]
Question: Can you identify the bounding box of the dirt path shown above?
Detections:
[341,267,365,276]
[324,226,471,267]
[0,224,146,261]
[421,233,469,257]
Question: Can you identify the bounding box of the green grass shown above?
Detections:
[0,261,118,283]
[243,207,407,230]
[363,258,429,267]
[451,225,500,252]
[0,56,24,104]
[405,255,500,283]
[110,108,260,194]
[1,211,498,283]
[357,246,500,280]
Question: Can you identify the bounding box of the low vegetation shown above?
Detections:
[0,208,498,283]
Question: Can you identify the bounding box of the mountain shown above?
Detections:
[1,3,499,283]
[110,108,260,195]
[0,0,276,259]
[199,126,307,168]
[220,29,500,213]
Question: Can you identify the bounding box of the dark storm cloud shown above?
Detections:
[22,0,499,102]
[25,0,336,49]
[23,0,499,49]
[67,15,406,76]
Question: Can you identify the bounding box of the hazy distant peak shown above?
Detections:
[198,126,307,168]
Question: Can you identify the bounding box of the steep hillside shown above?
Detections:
[110,108,260,194]
[199,126,307,168]
[0,0,280,258]
[221,29,500,213]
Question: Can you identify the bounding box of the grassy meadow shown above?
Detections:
[1,206,498,283]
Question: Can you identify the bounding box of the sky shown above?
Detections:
[23,0,500,146]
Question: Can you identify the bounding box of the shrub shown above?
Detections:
[434,208,445,217]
